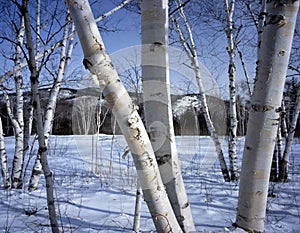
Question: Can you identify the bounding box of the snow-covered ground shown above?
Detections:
[0,135,299,232]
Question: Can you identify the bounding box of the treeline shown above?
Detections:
[1,87,299,137]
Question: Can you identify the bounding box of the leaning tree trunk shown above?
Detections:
[224,0,238,181]
[141,0,195,231]
[171,0,230,182]
[65,0,182,232]
[279,84,300,182]
[21,0,59,231]
[0,117,10,189]
[235,1,299,232]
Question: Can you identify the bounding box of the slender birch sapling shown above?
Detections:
[171,0,231,182]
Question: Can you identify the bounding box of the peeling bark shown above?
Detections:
[235,1,299,232]
[65,1,182,232]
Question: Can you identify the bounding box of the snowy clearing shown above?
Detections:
[0,135,299,232]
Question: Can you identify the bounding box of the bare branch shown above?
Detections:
[95,0,133,22]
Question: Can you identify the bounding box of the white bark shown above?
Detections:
[235,1,299,232]
[141,0,195,231]
[133,185,142,233]
[12,14,25,189]
[29,15,75,191]
[171,2,230,182]
[2,88,24,188]
[65,0,182,232]
[1,15,26,189]
[224,0,238,181]
[280,100,289,138]
[276,123,283,162]
[21,0,59,231]
[0,117,10,189]
[279,84,300,181]
[95,0,133,22]
[23,103,34,154]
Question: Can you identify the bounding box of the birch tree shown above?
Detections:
[29,0,133,190]
[171,0,231,182]
[14,0,60,231]
[223,0,238,181]
[141,0,195,231]
[235,1,299,232]
[65,0,183,231]
[0,116,10,189]
[0,14,26,189]
[279,84,300,181]
[28,15,75,191]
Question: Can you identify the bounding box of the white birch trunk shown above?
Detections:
[13,16,25,188]
[5,15,26,189]
[141,0,195,231]
[280,100,289,139]
[235,1,299,232]
[2,88,24,188]
[279,84,300,181]
[171,2,231,182]
[276,122,283,162]
[23,103,33,154]
[29,15,74,191]
[22,1,59,231]
[0,117,10,189]
[133,185,142,233]
[65,1,182,232]
[224,0,238,181]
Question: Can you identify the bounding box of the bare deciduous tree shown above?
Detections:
[170,0,231,182]
[14,0,60,231]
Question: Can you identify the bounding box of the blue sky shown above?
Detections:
[69,1,232,99]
